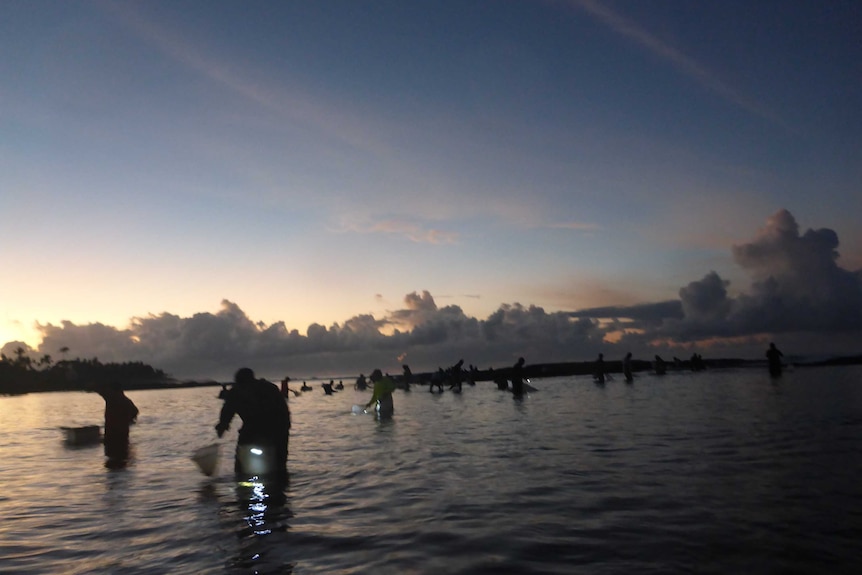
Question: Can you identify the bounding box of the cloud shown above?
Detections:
[573,209,862,346]
[367,219,459,244]
[546,221,601,232]
[569,300,683,324]
[679,272,732,324]
[12,210,862,378]
[27,294,602,380]
[104,2,382,157]
[729,209,862,332]
[333,216,459,244]
[1,341,35,359]
[386,290,441,331]
[37,321,139,362]
[569,0,783,126]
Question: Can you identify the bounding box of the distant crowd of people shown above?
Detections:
[87,342,785,482]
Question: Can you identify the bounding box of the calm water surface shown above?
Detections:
[1,367,861,574]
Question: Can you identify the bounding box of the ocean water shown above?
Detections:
[1,366,861,574]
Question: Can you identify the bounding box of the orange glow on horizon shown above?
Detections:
[603,327,645,344]
[648,333,770,350]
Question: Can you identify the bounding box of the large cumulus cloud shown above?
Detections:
[731,209,862,332]
[574,209,862,353]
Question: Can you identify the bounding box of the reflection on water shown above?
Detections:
[224,478,294,574]
[104,446,135,470]
[0,367,861,573]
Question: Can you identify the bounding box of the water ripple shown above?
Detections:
[1,367,862,573]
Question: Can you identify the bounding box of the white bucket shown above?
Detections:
[192,443,220,476]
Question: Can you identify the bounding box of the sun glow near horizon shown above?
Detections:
[0,321,41,351]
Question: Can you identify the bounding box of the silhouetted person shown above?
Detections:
[494,375,509,390]
[447,359,465,392]
[336,380,344,390]
[400,364,413,390]
[355,373,367,391]
[96,381,138,463]
[594,353,605,384]
[511,357,526,397]
[280,376,291,398]
[766,342,784,377]
[216,368,290,483]
[622,352,633,383]
[690,353,705,371]
[467,365,478,385]
[322,381,336,395]
[429,368,445,393]
[300,381,312,391]
[654,355,667,375]
[365,369,396,419]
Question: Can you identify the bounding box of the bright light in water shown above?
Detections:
[250,448,263,455]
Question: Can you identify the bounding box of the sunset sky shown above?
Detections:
[2,1,860,380]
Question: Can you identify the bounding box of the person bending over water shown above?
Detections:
[95,381,139,463]
[622,352,633,383]
[594,353,605,384]
[510,357,526,397]
[355,373,367,391]
[365,369,396,419]
[216,368,290,483]
[654,355,667,375]
[400,364,413,390]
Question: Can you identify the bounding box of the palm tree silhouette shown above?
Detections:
[14,347,31,370]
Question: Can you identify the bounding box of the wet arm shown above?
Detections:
[216,400,236,436]
[366,384,381,408]
[128,399,139,423]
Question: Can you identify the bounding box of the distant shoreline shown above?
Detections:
[3,354,859,396]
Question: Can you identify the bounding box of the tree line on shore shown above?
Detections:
[0,346,171,395]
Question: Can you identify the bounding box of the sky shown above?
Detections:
[1,0,860,381]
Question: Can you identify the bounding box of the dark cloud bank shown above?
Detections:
[5,210,860,380]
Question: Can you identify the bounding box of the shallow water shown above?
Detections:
[1,366,861,574]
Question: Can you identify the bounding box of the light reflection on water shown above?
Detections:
[0,366,861,573]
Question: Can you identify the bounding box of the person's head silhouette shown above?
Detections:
[234,368,255,385]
